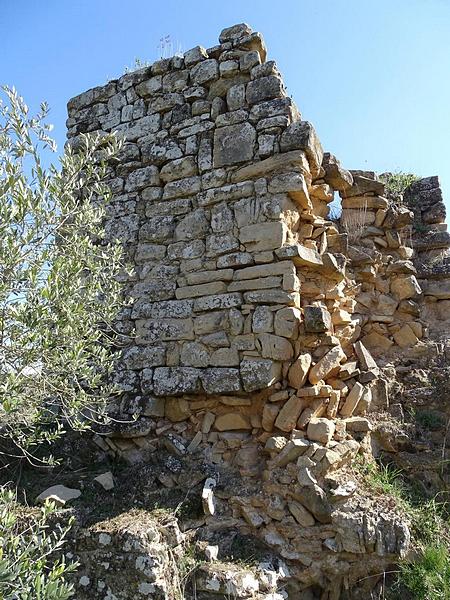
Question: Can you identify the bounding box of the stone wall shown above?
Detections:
[65,23,449,598]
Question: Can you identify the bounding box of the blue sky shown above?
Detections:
[2,0,450,210]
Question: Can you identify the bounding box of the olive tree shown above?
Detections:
[0,86,127,597]
[0,86,125,463]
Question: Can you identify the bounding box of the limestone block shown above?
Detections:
[239,222,288,252]
[176,281,228,300]
[135,76,163,97]
[193,293,243,312]
[341,195,388,210]
[190,59,219,84]
[361,331,394,356]
[264,436,287,452]
[421,280,450,299]
[141,137,183,164]
[274,307,301,338]
[206,234,240,257]
[184,45,209,66]
[275,244,323,268]
[210,347,240,367]
[240,357,281,391]
[393,324,419,348]
[201,331,229,348]
[377,294,398,315]
[292,483,332,523]
[214,413,251,430]
[262,402,281,432]
[280,121,323,177]
[321,152,353,191]
[163,176,201,200]
[213,122,256,167]
[173,209,209,242]
[272,439,309,467]
[219,23,253,43]
[122,346,166,369]
[340,382,365,417]
[345,417,372,432]
[194,311,228,335]
[288,501,315,527]
[132,299,193,320]
[268,172,311,209]
[198,181,254,206]
[180,342,210,367]
[234,261,294,282]
[231,149,309,183]
[304,305,332,333]
[153,367,202,396]
[210,202,234,233]
[125,166,159,191]
[309,346,346,385]
[307,418,335,445]
[160,156,197,183]
[257,333,294,361]
[186,269,234,286]
[246,75,285,105]
[142,397,165,418]
[200,368,242,394]
[139,216,175,243]
[148,92,184,113]
[343,173,385,198]
[252,305,274,333]
[288,353,312,389]
[226,83,246,110]
[228,276,281,292]
[36,485,81,506]
[135,319,194,344]
[353,341,378,372]
[274,396,306,432]
[391,275,422,301]
[244,290,299,305]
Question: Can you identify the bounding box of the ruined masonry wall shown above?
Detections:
[66,24,420,596]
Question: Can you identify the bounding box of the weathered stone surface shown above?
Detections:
[257,333,293,360]
[240,357,281,392]
[200,368,242,394]
[391,275,422,301]
[274,396,305,432]
[135,319,193,344]
[275,244,323,268]
[288,501,315,526]
[304,306,332,333]
[309,346,346,385]
[322,152,353,191]
[292,484,332,524]
[219,23,253,43]
[307,418,335,445]
[213,122,256,167]
[274,307,301,338]
[214,413,251,430]
[272,438,309,467]
[280,121,323,177]
[288,353,312,389]
[239,222,288,252]
[340,382,365,417]
[393,324,419,348]
[153,367,201,396]
[37,485,81,506]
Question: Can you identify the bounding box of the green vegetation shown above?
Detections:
[0,86,124,598]
[0,488,77,599]
[380,171,420,200]
[415,409,446,431]
[356,457,450,599]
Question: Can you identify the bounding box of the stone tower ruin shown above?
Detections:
[66,23,450,599]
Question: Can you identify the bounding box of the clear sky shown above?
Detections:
[2,0,450,211]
